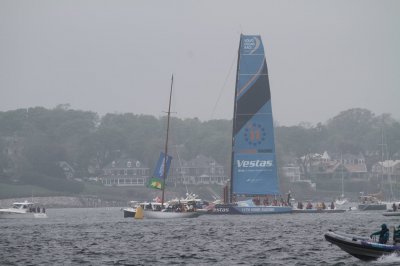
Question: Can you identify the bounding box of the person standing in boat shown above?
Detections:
[370,224,390,244]
[263,197,269,206]
[297,201,303,209]
[393,225,400,245]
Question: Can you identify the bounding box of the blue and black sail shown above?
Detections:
[231,34,280,197]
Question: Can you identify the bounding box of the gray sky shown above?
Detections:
[1,0,399,126]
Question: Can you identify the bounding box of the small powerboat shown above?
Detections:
[358,195,387,211]
[383,211,400,217]
[325,230,400,261]
[122,201,139,218]
[0,201,47,219]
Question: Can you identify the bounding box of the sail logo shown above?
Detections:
[237,160,273,168]
[244,123,266,146]
[243,38,256,50]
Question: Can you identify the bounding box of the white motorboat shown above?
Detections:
[0,201,47,219]
[169,193,211,213]
[122,201,140,218]
[358,195,387,211]
[335,197,348,206]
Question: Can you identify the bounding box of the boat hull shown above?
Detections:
[292,209,346,214]
[123,208,136,218]
[358,204,387,211]
[383,211,400,217]
[0,211,47,219]
[211,204,292,215]
[144,210,200,219]
[325,231,400,261]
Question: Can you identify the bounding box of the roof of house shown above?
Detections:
[379,160,400,168]
[344,163,368,173]
[317,161,367,173]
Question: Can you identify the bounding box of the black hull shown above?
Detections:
[123,210,136,218]
[325,231,399,261]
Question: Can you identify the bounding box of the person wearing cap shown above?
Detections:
[370,224,390,244]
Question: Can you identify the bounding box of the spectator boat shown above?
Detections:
[324,230,399,261]
[0,200,47,219]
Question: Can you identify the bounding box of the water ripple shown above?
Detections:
[2,208,400,265]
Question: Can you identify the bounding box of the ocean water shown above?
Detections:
[1,208,400,265]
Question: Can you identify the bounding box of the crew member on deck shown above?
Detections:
[263,197,269,206]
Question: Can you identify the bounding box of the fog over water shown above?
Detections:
[1,0,399,125]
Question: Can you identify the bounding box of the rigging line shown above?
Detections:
[174,144,186,186]
[209,51,237,120]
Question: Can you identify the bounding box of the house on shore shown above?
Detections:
[371,160,400,182]
[98,155,228,187]
[99,159,150,186]
[168,155,228,185]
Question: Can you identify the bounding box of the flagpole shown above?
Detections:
[161,74,173,207]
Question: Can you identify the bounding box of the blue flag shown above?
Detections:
[153,152,173,179]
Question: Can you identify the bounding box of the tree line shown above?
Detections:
[0,106,399,192]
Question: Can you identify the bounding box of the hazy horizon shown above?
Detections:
[1,0,399,126]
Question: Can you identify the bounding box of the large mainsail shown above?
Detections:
[231,34,280,197]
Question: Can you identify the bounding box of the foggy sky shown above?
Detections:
[1,0,399,126]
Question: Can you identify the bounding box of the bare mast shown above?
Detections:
[161,75,173,207]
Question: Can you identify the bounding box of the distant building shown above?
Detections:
[282,164,301,182]
[307,151,368,180]
[168,155,228,185]
[371,160,400,182]
[282,164,316,190]
[100,158,150,186]
[58,161,75,179]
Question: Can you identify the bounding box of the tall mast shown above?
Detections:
[229,34,242,203]
[161,74,173,207]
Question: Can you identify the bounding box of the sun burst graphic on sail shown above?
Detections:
[244,123,266,147]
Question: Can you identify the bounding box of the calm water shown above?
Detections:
[1,208,400,265]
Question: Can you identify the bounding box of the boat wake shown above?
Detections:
[375,253,400,264]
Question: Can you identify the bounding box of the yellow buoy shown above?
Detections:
[134,206,144,219]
